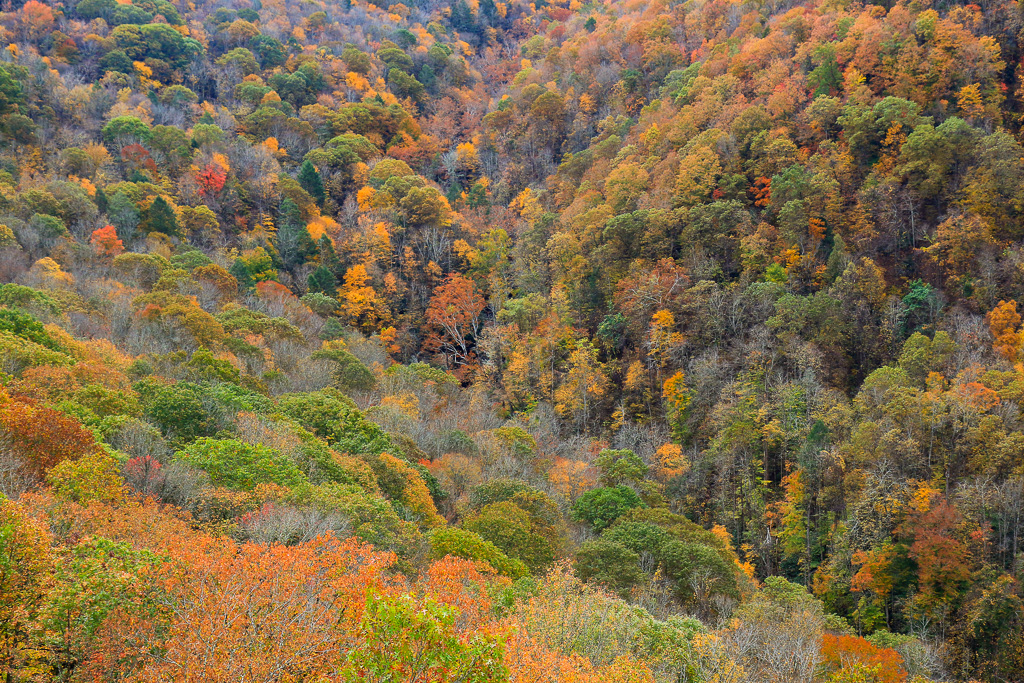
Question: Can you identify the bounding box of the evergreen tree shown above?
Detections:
[445,182,462,206]
[145,196,178,237]
[297,160,326,206]
[317,234,343,278]
[94,186,108,215]
[419,64,437,92]
[451,0,475,32]
[280,198,303,234]
[229,259,254,291]
[276,198,315,270]
[265,241,284,270]
[307,265,337,294]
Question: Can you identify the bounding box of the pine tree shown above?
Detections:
[145,196,179,237]
[307,265,337,294]
[451,0,475,32]
[297,160,326,206]
[279,198,303,235]
[94,186,108,215]
[317,234,343,278]
[446,182,462,206]
[419,64,436,92]
[276,198,315,270]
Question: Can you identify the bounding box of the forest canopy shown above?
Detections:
[0,0,1023,679]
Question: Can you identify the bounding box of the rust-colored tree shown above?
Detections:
[0,396,98,483]
[423,273,486,377]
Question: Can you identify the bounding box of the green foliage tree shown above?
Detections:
[571,486,646,532]
[143,196,179,237]
[277,391,394,456]
[0,65,24,120]
[428,527,528,579]
[340,591,508,682]
[312,344,377,392]
[276,198,315,271]
[138,381,212,442]
[249,34,286,68]
[174,437,306,490]
[595,449,648,487]
[463,500,554,573]
[297,160,325,206]
[111,23,203,68]
[101,116,152,148]
[574,539,646,597]
[37,537,161,679]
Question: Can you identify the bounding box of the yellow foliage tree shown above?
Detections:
[338,264,390,333]
[648,309,684,369]
[455,142,480,180]
[29,257,74,289]
[46,449,125,504]
[655,443,690,481]
[378,452,444,527]
[0,498,53,678]
[663,370,691,442]
[554,341,609,433]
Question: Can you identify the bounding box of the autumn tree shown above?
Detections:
[89,225,124,257]
[0,498,52,677]
[338,264,390,333]
[987,300,1022,362]
[554,341,609,432]
[423,273,486,375]
[0,396,99,483]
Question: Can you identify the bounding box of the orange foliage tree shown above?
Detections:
[134,533,398,682]
[902,496,970,614]
[0,395,99,481]
[19,0,54,40]
[820,634,907,683]
[423,273,486,374]
[90,225,125,257]
[987,299,1022,362]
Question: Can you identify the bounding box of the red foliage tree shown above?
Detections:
[196,164,227,197]
[613,258,691,338]
[121,144,158,177]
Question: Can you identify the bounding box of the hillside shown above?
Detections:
[1,0,1023,679]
